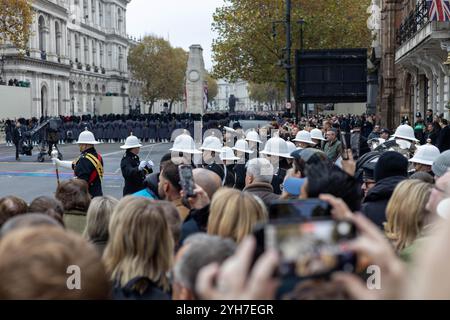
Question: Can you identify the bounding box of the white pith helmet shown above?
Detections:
[232,139,254,154]
[286,141,297,154]
[170,132,202,154]
[220,146,241,161]
[260,135,293,159]
[409,143,441,166]
[310,128,326,141]
[245,129,262,143]
[77,128,100,145]
[293,130,316,145]
[120,134,143,149]
[392,124,418,142]
[200,134,223,153]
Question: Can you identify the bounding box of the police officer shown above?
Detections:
[53,129,104,198]
[120,134,153,196]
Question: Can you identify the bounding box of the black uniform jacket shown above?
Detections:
[73,147,103,198]
[121,150,149,196]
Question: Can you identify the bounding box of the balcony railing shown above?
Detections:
[396,0,429,46]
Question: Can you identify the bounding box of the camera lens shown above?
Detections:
[336,222,351,236]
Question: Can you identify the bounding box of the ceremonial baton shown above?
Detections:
[51,147,60,185]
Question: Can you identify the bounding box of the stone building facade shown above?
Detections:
[1,0,132,117]
[378,0,450,128]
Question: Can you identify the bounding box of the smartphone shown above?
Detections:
[341,132,351,160]
[254,219,357,279]
[269,199,332,221]
[178,165,195,198]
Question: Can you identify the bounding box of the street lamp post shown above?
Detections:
[93,96,96,116]
[71,96,74,116]
[272,0,293,117]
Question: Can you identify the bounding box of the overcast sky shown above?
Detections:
[126,0,225,71]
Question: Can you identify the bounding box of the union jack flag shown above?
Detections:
[427,0,450,21]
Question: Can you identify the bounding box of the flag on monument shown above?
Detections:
[427,0,450,21]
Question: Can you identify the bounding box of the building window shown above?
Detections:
[99,2,103,26]
[92,39,96,66]
[99,42,103,66]
[38,16,46,52]
[83,0,88,19]
[117,8,122,32]
[91,0,96,24]
[118,46,122,71]
[55,21,61,58]
[84,37,88,64]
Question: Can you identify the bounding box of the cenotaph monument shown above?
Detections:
[185,45,207,115]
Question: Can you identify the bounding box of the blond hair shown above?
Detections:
[103,196,174,292]
[385,179,432,252]
[207,188,267,243]
[83,196,119,241]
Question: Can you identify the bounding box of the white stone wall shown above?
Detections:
[1,0,133,117]
[216,79,254,111]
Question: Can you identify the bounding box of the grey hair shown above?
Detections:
[246,158,274,184]
[173,234,236,295]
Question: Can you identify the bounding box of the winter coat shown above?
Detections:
[121,150,150,196]
[243,182,279,210]
[361,175,406,229]
[437,125,450,152]
[73,147,103,198]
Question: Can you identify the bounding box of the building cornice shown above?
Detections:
[33,0,68,19]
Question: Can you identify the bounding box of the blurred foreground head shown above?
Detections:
[0,226,110,299]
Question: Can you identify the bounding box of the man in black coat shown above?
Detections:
[12,121,23,160]
[437,118,450,153]
[361,151,408,229]
[120,135,153,196]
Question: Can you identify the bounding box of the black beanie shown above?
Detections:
[374,151,408,182]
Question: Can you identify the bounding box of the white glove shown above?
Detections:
[147,160,154,168]
[53,159,73,169]
[138,161,147,171]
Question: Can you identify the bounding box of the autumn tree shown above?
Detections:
[212,0,371,90]
[0,0,33,50]
[248,82,284,111]
[128,35,188,113]
[205,73,218,103]
[164,47,188,112]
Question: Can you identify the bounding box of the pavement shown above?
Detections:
[0,142,171,202]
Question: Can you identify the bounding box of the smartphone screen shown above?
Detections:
[178,165,195,198]
[269,199,332,221]
[264,219,357,278]
[341,132,351,160]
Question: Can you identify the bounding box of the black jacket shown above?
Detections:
[180,204,210,245]
[113,277,170,300]
[121,150,149,196]
[361,175,406,229]
[233,163,246,190]
[12,126,23,145]
[243,182,279,210]
[272,168,287,195]
[74,147,103,198]
[437,125,450,152]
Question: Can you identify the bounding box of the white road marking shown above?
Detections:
[101,143,166,157]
